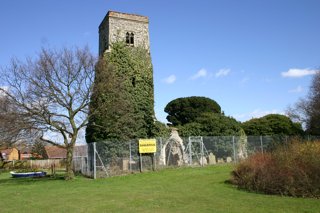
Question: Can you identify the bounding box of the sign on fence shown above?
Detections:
[139,139,157,153]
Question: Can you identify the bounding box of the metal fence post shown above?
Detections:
[129,141,132,172]
[93,142,97,179]
[232,136,236,163]
[188,137,192,166]
[260,136,264,153]
[201,138,204,167]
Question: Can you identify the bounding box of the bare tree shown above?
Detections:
[0,47,96,179]
[287,71,320,135]
[0,94,39,147]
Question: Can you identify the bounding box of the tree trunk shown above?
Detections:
[65,145,75,180]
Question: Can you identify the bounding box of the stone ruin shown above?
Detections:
[159,128,188,166]
[237,129,248,160]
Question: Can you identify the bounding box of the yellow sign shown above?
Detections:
[139,139,157,153]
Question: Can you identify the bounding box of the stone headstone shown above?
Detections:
[217,158,224,163]
[208,153,216,165]
[121,159,129,171]
[199,156,207,166]
[226,157,232,163]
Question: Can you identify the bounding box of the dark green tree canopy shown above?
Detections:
[164,96,221,126]
[178,113,242,137]
[242,114,304,136]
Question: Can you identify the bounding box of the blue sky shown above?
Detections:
[1,0,320,123]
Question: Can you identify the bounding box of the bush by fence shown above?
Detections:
[230,140,320,198]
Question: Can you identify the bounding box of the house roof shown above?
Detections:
[0,148,16,155]
[44,146,67,159]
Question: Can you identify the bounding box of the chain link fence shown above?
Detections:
[75,135,320,178]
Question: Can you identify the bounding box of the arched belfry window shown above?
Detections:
[126,32,134,46]
[130,33,134,45]
[126,32,130,44]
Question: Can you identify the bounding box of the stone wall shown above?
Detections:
[99,11,150,56]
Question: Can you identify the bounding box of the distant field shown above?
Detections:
[0,165,319,213]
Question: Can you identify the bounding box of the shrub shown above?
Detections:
[231,140,320,198]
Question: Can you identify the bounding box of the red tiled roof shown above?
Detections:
[44,146,67,159]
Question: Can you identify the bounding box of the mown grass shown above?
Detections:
[0,165,319,213]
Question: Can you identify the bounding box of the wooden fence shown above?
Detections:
[1,159,66,169]
[29,159,66,169]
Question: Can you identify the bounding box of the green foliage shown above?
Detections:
[152,121,170,138]
[179,113,242,137]
[164,96,221,126]
[86,42,155,142]
[164,96,241,138]
[231,140,320,198]
[242,114,304,136]
[31,140,48,159]
[178,122,203,137]
[176,112,243,158]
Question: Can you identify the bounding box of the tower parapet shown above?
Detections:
[99,11,150,56]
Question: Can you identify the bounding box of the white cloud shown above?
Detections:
[190,68,207,80]
[289,85,303,93]
[215,68,230,78]
[281,68,318,78]
[163,74,176,84]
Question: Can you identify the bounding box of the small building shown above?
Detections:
[45,146,67,159]
[0,148,19,161]
[20,152,33,160]
[19,147,33,160]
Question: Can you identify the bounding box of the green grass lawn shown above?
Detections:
[0,165,319,213]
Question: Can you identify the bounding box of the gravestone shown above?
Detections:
[199,156,208,166]
[217,158,224,163]
[208,153,216,165]
[121,159,129,171]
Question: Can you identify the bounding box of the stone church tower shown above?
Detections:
[98,11,150,56]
